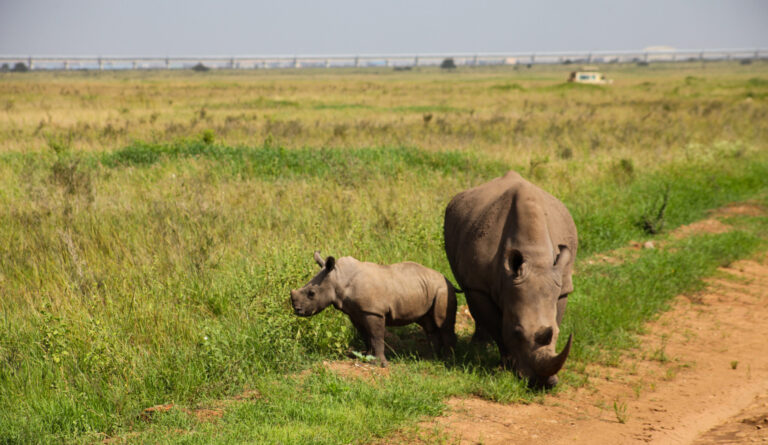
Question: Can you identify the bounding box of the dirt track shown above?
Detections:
[414,253,768,444]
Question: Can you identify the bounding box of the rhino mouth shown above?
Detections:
[292,305,312,317]
[528,374,560,389]
[290,298,309,317]
[507,333,573,388]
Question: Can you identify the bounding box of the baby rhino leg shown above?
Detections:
[362,314,388,367]
[432,283,457,357]
[350,318,372,355]
[418,315,443,357]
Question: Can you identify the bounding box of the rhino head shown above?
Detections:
[498,243,573,388]
[290,252,338,317]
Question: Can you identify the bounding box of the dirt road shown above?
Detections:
[417,253,768,444]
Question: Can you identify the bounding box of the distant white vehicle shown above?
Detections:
[568,70,613,85]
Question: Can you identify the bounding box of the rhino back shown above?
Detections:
[444,171,577,295]
[343,260,443,321]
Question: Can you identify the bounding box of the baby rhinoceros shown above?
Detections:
[290,252,458,367]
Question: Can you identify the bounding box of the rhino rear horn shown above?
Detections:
[533,333,572,377]
[314,251,325,268]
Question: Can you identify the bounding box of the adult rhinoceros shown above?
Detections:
[444,170,577,387]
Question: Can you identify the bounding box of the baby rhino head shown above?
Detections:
[290,251,338,317]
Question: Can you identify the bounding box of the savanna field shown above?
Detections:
[1,62,767,443]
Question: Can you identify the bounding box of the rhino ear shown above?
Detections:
[554,245,571,271]
[314,251,325,268]
[325,256,336,272]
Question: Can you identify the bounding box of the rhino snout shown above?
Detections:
[290,289,305,315]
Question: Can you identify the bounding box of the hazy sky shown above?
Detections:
[1,1,766,56]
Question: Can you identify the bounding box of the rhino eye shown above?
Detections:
[307,290,315,299]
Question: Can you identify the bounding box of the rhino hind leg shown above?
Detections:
[419,316,444,358]
[432,283,457,357]
[439,300,458,356]
[440,327,457,358]
[556,294,568,326]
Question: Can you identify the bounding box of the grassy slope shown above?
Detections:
[0,62,767,443]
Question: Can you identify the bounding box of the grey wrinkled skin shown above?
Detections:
[444,170,577,388]
[290,252,457,367]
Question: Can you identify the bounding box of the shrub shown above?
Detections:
[201,129,215,145]
[11,62,29,72]
[192,62,210,72]
[440,58,456,70]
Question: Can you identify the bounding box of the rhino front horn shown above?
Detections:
[533,333,573,377]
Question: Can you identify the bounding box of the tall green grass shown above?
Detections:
[0,138,766,442]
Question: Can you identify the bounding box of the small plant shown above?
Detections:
[201,129,215,145]
[46,133,72,156]
[639,185,670,235]
[351,350,376,363]
[333,123,348,138]
[664,367,678,381]
[528,156,549,179]
[613,399,629,424]
[263,133,275,148]
[422,113,433,125]
[730,360,739,370]
[619,158,634,176]
[650,334,670,363]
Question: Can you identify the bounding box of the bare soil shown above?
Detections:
[403,253,768,444]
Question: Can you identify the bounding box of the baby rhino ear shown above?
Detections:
[325,256,336,272]
[314,251,325,268]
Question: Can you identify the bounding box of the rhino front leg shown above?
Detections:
[363,314,389,367]
[465,290,504,350]
[351,318,372,354]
